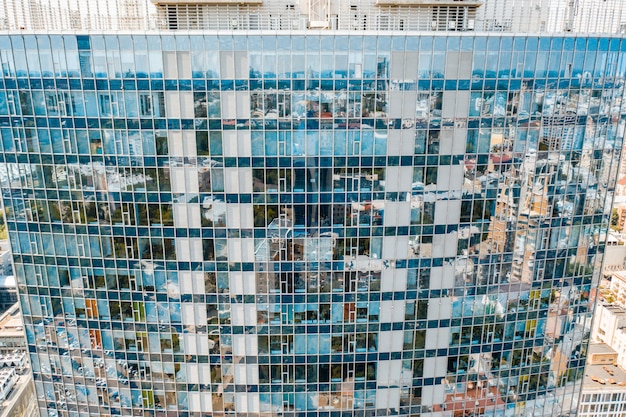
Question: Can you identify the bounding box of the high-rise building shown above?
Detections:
[0,1,625,416]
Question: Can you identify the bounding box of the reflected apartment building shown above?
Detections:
[0,0,625,416]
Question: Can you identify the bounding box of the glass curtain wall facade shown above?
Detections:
[0,33,623,416]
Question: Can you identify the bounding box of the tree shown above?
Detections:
[611,208,620,231]
[0,210,6,240]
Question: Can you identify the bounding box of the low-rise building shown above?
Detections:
[591,304,626,369]
[610,270,626,307]
[0,372,36,417]
[0,302,36,417]
[0,304,25,355]
[579,344,626,417]
[603,234,626,276]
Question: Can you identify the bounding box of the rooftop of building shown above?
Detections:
[0,277,16,290]
[0,373,34,417]
[589,343,618,356]
[0,304,23,339]
[600,303,626,315]
[606,232,626,245]
[614,196,626,205]
[0,305,31,414]
[611,270,626,283]
[583,344,626,391]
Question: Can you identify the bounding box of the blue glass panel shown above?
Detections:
[218,35,233,50]
[391,37,405,51]
[587,37,598,51]
[175,35,190,51]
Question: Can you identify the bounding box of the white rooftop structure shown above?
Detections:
[1,0,626,33]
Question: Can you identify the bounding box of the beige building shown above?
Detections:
[609,270,626,307]
[603,235,626,276]
[592,304,626,369]
[579,344,626,417]
[0,303,36,417]
[0,304,26,355]
[0,372,36,417]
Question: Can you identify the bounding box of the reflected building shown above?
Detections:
[0,0,625,417]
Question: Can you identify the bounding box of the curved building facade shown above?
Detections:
[0,13,625,417]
